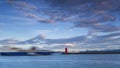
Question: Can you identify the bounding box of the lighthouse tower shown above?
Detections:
[65,48,68,54]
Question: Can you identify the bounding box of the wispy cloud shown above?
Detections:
[44,32,120,49]
[0,31,120,50]
[8,0,38,11]
[43,0,120,33]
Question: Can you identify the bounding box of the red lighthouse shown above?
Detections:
[65,48,68,54]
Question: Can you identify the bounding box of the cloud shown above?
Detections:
[0,38,19,45]
[38,19,55,23]
[25,13,55,23]
[7,0,60,24]
[43,0,120,32]
[44,32,120,50]
[48,32,120,49]
[92,25,120,32]
[0,31,120,50]
[89,31,120,47]
[45,35,86,44]
[7,0,38,11]
[64,43,76,47]
[73,14,119,32]
[8,0,120,33]
[25,14,40,19]
[37,34,46,39]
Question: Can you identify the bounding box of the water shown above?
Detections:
[0,54,120,68]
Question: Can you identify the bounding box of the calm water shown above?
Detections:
[0,54,120,68]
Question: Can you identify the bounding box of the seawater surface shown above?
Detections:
[0,54,120,68]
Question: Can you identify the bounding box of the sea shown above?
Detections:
[0,54,120,68]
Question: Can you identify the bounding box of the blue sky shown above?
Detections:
[0,0,88,40]
[0,0,120,51]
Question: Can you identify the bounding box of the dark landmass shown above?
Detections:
[63,49,120,54]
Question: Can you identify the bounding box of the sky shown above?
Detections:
[0,0,120,51]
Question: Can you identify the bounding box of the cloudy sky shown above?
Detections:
[0,0,120,51]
